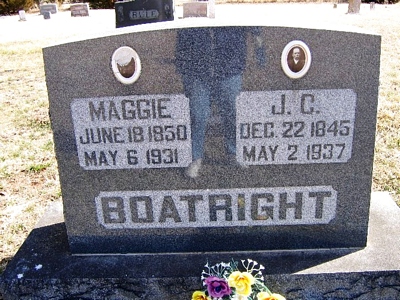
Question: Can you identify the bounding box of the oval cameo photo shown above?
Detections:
[111,46,141,84]
[281,41,311,79]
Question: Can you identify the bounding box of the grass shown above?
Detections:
[0,2,400,278]
[0,34,60,275]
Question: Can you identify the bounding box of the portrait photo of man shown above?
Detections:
[287,46,305,73]
[281,40,311,79]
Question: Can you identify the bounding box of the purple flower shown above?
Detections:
[205,276,232,298]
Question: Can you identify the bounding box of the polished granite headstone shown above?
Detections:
[115,0,174,28]
[39,21,380,255]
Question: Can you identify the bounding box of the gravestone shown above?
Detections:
[208,0,215,18]
[41,24,380,255]
[43,11,51,19]
[18,10,27,21]
[39,3,57,15]
[2,19,399,300]
[70,3,89,17]
[183,2,208,18]
[115,0,174,28]
[370,2,376,9]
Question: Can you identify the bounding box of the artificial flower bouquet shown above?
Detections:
[192,259,286,300]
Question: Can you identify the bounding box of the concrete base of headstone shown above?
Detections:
[183,2,208,18]
[1,192,399,299]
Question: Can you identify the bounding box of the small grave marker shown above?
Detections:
[183,2,208,18]
[18,10,27,21]
[40,3,58,15]
[70,3,89,17]
[43,11,51,19]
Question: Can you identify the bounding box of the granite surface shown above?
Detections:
[43,23,380,254]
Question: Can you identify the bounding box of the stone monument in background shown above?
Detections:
[348,0,361,13]
[115,0,174,28]
[1,17,400,299]
[70,3,90,17]
[39,3,57,15]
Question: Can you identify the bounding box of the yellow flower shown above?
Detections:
[192,291,211,300]
[257,291,286,300]
[228,271,255,296]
